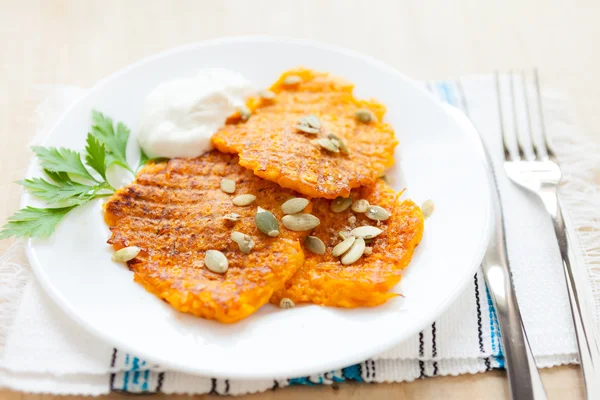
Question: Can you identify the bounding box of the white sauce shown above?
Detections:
[137,68,255,158]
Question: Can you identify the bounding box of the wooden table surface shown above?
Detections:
[1,0,598,398]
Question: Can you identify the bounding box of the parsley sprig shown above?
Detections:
[0,110,146,239]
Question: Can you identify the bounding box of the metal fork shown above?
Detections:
[497,70,600,400]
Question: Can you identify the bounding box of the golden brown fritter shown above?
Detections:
[104,152,305,323]
[271,180,424,307]
[212,68,398,199]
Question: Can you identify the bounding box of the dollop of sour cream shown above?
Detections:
[137,68,255,158]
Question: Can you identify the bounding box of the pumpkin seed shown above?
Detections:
[296,114,321,134]
[239,105,251,121]
[316,138,339,153]
[112,246,141,263]
[351,199,370,213]
[295,124,320,135]
[366,205,391,221]
[258,90,276,100]
[332,236,356,257]
[339,230,352,240]
[355,109,374,123]
[231,231,255,254]
[220,178,236,194]
[341,237,366,265]
[305,236,326,255]
[223,213,242,221]
[330,196,352,213]
[422,199,435,219]
[281,213,320,231]
[255,207,280,237]
[232,194,256,206]
[327,134,349,155]
[283,75,302,85]
[281,197,309,215]
[204,250,228,273]
[279,297,295,309]
[351,225,383,239]
[364,246,373,255]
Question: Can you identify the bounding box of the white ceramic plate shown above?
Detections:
[25,36,492,379]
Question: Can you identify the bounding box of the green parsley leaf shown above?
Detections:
[85,133,107,180]
[17,177,102,205]
[44,170,72,184]
[31,146,98,183]
[91,110,132,173]
[0,206,78,239]
[138,148,150,168]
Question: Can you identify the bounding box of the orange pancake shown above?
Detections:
[212,68,398,199]
[271,180,424,307]
[104,152,305,323]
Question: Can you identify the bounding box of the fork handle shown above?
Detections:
[541,191,600,400]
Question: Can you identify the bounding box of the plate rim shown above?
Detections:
[23,35,493,379]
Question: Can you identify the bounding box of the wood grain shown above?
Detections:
[1,0,598,398]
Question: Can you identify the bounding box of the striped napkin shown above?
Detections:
[1,75,598,395]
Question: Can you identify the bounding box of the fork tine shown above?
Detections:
[534,69,556,161]
[495,71,513,161]
[521,70,541,160]
[509,71,528,160]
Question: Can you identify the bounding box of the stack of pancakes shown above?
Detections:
[104,69,424,323]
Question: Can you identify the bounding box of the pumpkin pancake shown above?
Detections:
[104,152,305,323]
[271,180,424,307]
[212,68,398,199]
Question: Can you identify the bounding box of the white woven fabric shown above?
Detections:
[0,76,598,395]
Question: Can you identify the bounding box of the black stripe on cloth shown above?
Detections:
[431,323,438,376]
[371,360,376,379]
[474,273,485,354]
[365,360,371,380]
[485,357,492,371]
[109,348,117,391]
[209,378,218,395]
[272,380,279,390]
[156,372,165,393]
[225,379,230,395]
[419,331,425,378]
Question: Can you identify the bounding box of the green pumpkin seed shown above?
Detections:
[231,231,255,254]
[204,250,228,273]
[281,213,320,231]
[223,213,242,221]
[112,246,141,263]
[316,138,339,153]
[239,105,251,121]
[281,197,309,215]
[305,236,326,255]
[295,124,320,135]
[355,109,374,123]
[232,194,256,206]
[422,200,435,219]
[296,114,321,134]
[339,230,352,240]
[332,236,356,257]
[351,225,383,239]
[366,205,391,221]
[327,134,349,155]
[283,75,302,85]
[351,199,370,213]
[279,297,295,309]
[255,206,280,237]
[341,237,366,265]
[220,178,236,194]
[258,90,276,100]
[330,196,352,213]
[364,246,373,255]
